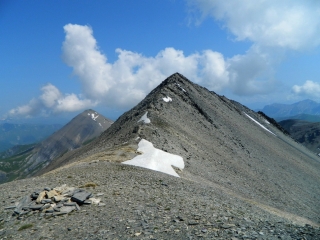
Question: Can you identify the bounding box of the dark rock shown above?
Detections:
[29,204,44,210]
[14,195,32,215]
[63,202,76,206]
[44,187,51,191]
[41,199,52,204]
[188,221,199,225]
[40,203,51,211]
[71,190,92,203]
[60,206,76,213]
[53,207,61,212]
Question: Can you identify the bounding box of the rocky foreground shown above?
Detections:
[1,160,319,239]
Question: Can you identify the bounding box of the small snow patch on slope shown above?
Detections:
[138,111,151,124]
[176,83,186,92]
[163,96,172,102]
[88,112,99,121]
[123,139,184,177]
[244,113,276,136]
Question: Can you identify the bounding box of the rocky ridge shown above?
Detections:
[1,73,320,239]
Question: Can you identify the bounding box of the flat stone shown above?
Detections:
[36,191,47,204]
[53,211,67,216]
[47,190,58,198]
[53,184,67,193]
[56,203,64,208]
[98,203,106,207]
[53,207,61,212]
[88,198,101,204]
[71,191,92,204]
[83,199,91,204]
[45,208,54,213]
[4,206,16,209]
[96,193,104,196]
[40,203,51,211]
[60,206,76,213]
[61,187,76,197]
[53,195,68,202]
[63,202,76,206]
[75,203,81,211]
[41,199,52,204]
[14,195,32,215]
[29,204,44,210]
[44,187,51,191]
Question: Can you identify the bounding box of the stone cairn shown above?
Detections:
[5,184,103,217]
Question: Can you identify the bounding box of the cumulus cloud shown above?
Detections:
[9,1,320,118]
[60,24,275,111]
[8,83,96,117]
[292,81,320,98]
[188,0,320,50]
[187,0,320,98]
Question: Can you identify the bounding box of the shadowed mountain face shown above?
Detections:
[47,73,320,224]
[24,109,113,176]
[279,119,320,154]
[262,99,320,118]
[0,110,112,183]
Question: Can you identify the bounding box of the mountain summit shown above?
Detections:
[48,72,320,223]
[0,109,112,183]
[1,73,319,239]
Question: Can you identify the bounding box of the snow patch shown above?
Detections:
[123,139,184,177]
[89,113,99,121]
[99,123,102,127]
[163,96,172,102]
[264,119,270,124]
[244,113,276,136]
[138,111,151,124]
[176,83,186,92]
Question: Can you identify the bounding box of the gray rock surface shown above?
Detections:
[0,73,319,239]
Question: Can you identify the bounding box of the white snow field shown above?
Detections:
[123,139,185,177]
[244,113,276,136]
[163,96,172,102]
[138,111,151,124]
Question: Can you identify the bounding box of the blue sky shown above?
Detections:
[1,0,320,123]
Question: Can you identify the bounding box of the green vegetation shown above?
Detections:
[18,223,33,231]
[0,145,35,183]
[80,182,98,188]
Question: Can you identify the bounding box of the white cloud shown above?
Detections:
[40,84,62,108]
[187,0,320,99]
[292,80,320,98]
[60,24,276,112]
[8,83,96,118]
[188,0,320,50]
[11,1,320,119]
[9,98,41,117]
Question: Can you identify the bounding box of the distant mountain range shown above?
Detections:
[0,123,62,152]
[0,109,112,183]
[261,99,320,119]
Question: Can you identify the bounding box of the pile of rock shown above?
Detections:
[5,184,102,217]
